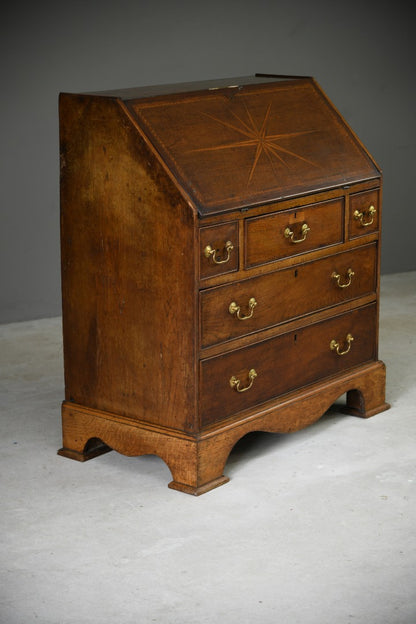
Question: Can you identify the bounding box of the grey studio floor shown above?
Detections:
[1,271,415,624]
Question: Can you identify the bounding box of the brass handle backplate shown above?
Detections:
[330,333,354,356]
[353,205,376,227]
[332,268,355,288]
[229,297,257,320]
[204,240,234,264]
[229,368,257,393]
[284,223,310,243]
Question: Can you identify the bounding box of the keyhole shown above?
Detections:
[294,269,298,278]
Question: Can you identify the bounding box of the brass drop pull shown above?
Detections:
[284,223,310,243]
[330,333,354,356]
[229,297,257,320]
[332,268,355,288]
[204,240,234,264]
[353,205,376,227]
[229,368,257,393]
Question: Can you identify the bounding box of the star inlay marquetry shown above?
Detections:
[189,103,319,185]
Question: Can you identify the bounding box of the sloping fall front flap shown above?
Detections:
[126,77,380,216]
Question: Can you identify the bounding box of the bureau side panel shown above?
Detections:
[60,94,198,432]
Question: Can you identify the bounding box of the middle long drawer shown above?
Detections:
[200,243,377,348]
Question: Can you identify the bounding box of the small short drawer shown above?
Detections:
[200,304,376,427]
[200,244,377,348]
[349,189,380,238]
[245,198,344,267]
[200,222,238,279]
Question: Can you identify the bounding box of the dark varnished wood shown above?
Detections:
[201,243,377,348]
[349,188,380,239]
[245,197,344,267]
[88,75,296,101]
[59,75,388,494]
[127,79,379,215]
[199,221,239,279]
[60,93,198,433]
[200,304,377,427]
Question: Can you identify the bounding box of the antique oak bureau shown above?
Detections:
[58,74,389,494]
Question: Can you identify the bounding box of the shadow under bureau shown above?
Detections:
[58,74,389,494]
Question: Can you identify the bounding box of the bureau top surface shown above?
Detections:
[83,75,380,216]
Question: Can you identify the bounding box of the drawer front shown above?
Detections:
[245,198,344,267]
[200,304,376,427]
[200,222,238,279]
[201,244,377,348]
[349,189,380,238]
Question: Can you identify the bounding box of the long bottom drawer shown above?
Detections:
[200,304,377,427]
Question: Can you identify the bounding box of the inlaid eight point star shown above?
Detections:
[190,102,319,185]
